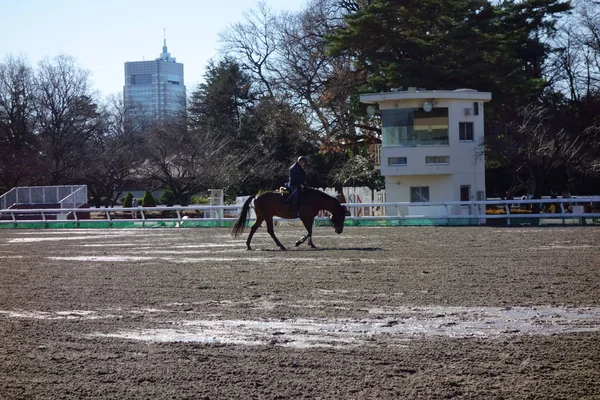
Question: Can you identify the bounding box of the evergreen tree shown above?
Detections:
[328,0,571,105]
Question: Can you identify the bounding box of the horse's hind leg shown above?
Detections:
[246,217,263,250]
[265,217,286,250]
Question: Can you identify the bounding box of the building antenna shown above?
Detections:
[159,28,174,62]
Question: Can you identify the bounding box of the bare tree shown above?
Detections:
[34,55,102,185]
[218,0,369,149]
[218,1,281,97]
[276,1,365,142]
[0,55,40,191]
[485,104,589,200]
[547,0,600,101]
[81,94,142,207]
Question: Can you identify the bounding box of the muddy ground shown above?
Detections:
[0,225,599,399]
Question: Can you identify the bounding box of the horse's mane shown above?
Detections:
[304,187,341,207]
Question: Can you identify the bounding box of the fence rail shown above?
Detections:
[0,185,87,209]
[1,196,599,228]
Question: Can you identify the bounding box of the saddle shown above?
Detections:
[276,186,296,205]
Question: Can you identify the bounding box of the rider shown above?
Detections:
[288,156,308,217]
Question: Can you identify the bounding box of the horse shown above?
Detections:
[231,187,348,250]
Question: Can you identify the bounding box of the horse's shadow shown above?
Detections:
[257,247,383,252]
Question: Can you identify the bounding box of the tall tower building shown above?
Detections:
[123,37,186,122]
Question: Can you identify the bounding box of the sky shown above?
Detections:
[2,0,308,98]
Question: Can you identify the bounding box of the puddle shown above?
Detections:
[534,245,595,250]
[4,305,600,348]
[0,310,110,320]
[87,305,600,348]
[132,249,248,255]
[9,236,114,243]
[49,256,155,262]
[45,255,396,264]
[172,244,240,248]
[47,256,322,263]
[89,307,600,348]
[80,243,145,247]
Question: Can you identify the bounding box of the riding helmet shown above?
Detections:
[297,156,308,164]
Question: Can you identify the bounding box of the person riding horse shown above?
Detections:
[288,156,308,217]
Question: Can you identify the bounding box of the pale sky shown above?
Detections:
[2,0,308,99]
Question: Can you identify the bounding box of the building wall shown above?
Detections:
[124,60,185,120]
[123,42,186,122]
[379,98,485,178]
[385,175,454,215]
[363,90,491,218]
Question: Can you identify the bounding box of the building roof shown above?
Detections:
[360,88,492,104]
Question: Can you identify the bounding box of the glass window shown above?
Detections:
[382,109,413,147]
[460,185,471,201]
[382,108,448,147]
[411,186,430,202]
[388,157,407,166]
[132,74,152,85]
[425,156,450,165]
[414,108,449,145]
[459,122,474,141]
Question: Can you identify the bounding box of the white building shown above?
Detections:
[360,88,492,217]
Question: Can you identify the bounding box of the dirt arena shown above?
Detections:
[0,225,599,399]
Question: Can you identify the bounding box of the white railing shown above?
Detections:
[372,144,381,166]
[1,197,598,228]
[0,185,87,209]
[59,185,88,209]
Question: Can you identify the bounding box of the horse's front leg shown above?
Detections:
[298,216,316,248]
[295,233,309,247]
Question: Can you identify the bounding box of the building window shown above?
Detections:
[459,122,474,141]
[388,157,407,166]
[473,102,479,116]
[381,108,449,147]
[411,186,430,202]
[425,156,450,165]
[132,74,151,85]
[460,185,471,201]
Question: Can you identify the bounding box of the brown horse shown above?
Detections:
[231,187,347,250]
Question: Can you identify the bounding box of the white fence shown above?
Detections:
[1,197,598,228]
[317,187,386,217]
[0,185,87,209]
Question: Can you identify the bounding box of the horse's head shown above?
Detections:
[330,205,347,234]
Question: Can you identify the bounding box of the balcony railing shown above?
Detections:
[372,144,381,166]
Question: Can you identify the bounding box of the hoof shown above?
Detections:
[246,246,253,251]
[280,246,287,251]
[295,241,302,247]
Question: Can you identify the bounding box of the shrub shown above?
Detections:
[122,192,134,208]
[190,193,209,204]
[160,190,175,206]
[486,209,532,215]
[142,191,156,207]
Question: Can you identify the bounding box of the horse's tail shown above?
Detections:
[231,195,256,238]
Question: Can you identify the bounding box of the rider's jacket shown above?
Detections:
[288,162,306,186]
